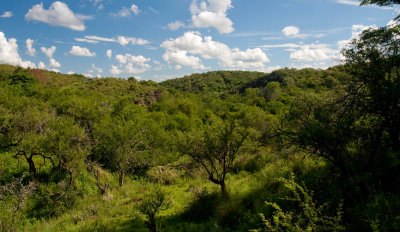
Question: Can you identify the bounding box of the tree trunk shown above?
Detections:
[27,157,37,178]
[146,214,157,232]
[68,169,74,188]
[220,181,229,199]
[119,171,124,187]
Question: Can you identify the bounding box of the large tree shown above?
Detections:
[93,113,149,187]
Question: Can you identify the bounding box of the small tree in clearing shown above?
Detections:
[138,186,170,232]
[181,118,248,196]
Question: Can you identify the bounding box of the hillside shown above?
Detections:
[1,37,400,232]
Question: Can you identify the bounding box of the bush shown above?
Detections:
[147,166,179,185]
[253,175,344,232]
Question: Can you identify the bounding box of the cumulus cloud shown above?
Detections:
[26,39,36,56]
[106,49,112,59]
[117,36,150,46]
[262,65,282,73]
[69,46,96,56]
[49,58,61,67]
[0,11,13,18]
[75,35,150,46]
[282,26,299,37]
[282,26,310,39]
[112,4,141,17]
[0,32,36,68]
[131,4,140,15]
[41,46,56,58]
[167,21,185,31]
[40,45,62,68]
[110,65,122,75]
[289,43,339,62]
[38,61,46,69]
[337,24,377,50]
[114,53,151,73]
[163,50,207,70]
[190,0,234,34]
[25,2,90,31]
[92,64,103,73]
[161,31,269,70]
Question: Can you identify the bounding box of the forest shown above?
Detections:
[1,1,400,231]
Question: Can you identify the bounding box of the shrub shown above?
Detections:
[253,175,344,232]
[147,166,179,185]
[137,186,170,232]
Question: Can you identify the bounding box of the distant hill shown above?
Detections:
[160,70,266,94]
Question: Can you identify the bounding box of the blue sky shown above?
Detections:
[0,0,398,81]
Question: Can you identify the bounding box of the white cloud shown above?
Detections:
[161,31,269,70]
[282,26,300,37]
[112,4,141,17]
[114,53,151,73]
[336,0,359,6]
[282,26,310,38]
[69,46,96,56]
[291,63,314,69]
[0,11,13,18]
[337,24,377,50]
[0,32,36,68]
[260,43,302,48]
[67,71,75,75]
[387,19,399,28]
[114,7,131,17]
[38,61,46,69]
[41,46,56,58]
[49,58,61,67]
[190,0,234,34]
[75,38,99,44]
[84,35,115,42]
[110,65,122,75]
[75,35,150,46]
[149,7,159,14]
[26,39,36,56]
[262,65,282,73]
[117,36,150,46]
[25,2,89,31]
[106,49,112,59]
[289,43,339,62]
[167,21,185,31]
[131,4,140,15]
[92,64,103,73]
[163,50,207,70]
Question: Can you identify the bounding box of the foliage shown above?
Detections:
[253,175,344,232]
[180,117,248,195]
[137,186,170,232]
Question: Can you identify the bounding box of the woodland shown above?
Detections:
[1,0,400,231]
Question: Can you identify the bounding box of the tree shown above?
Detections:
[181,117,248,196]
[360,0,400,6]
[43,117,90,186]
[264,81,281,101]
[138,186,170,232]
[93,114,148,187]
[360,0,400,19]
